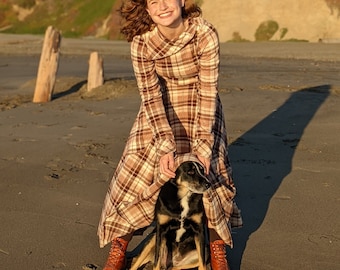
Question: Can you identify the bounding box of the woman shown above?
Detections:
[98,1,242,269]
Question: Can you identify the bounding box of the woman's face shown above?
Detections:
[146,0,185,29]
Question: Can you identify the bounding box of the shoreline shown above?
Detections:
[1,33,340,61]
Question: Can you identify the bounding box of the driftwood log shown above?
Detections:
[87,51,104,91]
[33,26,61,103]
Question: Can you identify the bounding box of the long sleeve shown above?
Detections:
[131,36,176,156]
[193,26,220,159]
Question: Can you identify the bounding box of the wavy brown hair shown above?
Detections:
[119,0,202,42]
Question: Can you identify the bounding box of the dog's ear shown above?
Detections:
[193,162,206,174]
[186,162,205,176]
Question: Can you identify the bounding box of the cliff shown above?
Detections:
[201,0,340,42]
[1,0,339,42]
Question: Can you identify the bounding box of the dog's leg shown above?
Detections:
[153,234,169,270]
[154,214,171,270]
[154,225,161,269]
[130,235,156,270]
[153,236,167,270]
[195,234,207,270]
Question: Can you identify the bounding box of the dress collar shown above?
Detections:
[142,17,198,60]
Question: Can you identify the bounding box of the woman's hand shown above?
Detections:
[197,155,210,175]
[159,152,176,178]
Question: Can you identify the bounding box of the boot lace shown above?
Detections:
[212,244,226,262]
[211,240,229,269]
[106,238,127,267]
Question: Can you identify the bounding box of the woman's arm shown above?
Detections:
[193,24,220,162]
[131,36,176,158]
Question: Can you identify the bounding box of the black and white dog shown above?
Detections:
[130,161,211,270]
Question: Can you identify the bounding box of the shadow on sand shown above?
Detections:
[228,85,331,270]
[52,80,87,100]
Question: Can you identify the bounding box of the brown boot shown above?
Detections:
[210,239,230,270]
[103,238,129,270]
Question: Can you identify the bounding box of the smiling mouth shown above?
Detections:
[159,12,172,18]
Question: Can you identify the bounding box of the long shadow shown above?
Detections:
[52,77,137,100]
[228,85,331,269]
[52,80,87,100]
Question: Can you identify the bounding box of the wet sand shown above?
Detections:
[0,34,340,270]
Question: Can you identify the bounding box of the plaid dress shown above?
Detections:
[98,17,242,248]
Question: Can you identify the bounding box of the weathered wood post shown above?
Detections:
[33,26,61,103]
[87,51,104,91]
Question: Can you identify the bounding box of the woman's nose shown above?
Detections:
[159,0,168,10]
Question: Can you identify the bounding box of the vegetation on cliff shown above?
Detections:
[0,0,122,39]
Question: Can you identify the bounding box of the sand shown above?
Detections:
[0,34,340,270]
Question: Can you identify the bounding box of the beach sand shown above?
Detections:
[0,34,340,270]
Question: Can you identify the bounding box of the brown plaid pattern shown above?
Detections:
[98,17,242,248]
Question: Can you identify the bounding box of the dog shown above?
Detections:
[130,161,211,270]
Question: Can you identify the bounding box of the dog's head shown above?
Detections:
[174,161,211,194]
